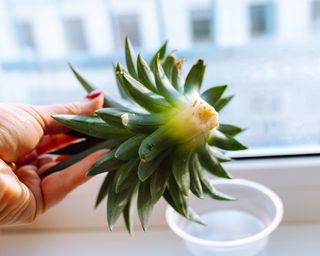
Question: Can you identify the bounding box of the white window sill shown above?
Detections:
[1,156,320,231]
[1,223,320,256]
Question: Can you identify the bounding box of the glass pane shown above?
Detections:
[115,14,141,48]
[250,4,268,36]
[312,0,320,21]
[16,21,37,52]
[190,9,212,43]
[64,17,88,53]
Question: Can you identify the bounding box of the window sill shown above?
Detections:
[1,223,320,256]
[2,156,320,231]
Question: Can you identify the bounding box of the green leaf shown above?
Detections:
[214,95,234,112]
[138,126,172,162]
[166,177,188,217]
[172,146,192,196]
[113,63,128,100]
[115,158,139,193]
[96,107,129,127]
[218,124,244,137]
[137,180,155,231]
[52,115,133,140]
[49,137,102,155]
[171,59,185,93]
[138,149,171,182]
[163,189,186,219]
[123,190,137,235]
[149,161,171,203]
[208,129,247,151]
[121,112,165,133]
[200,174,236,201]
[115,134,146,160]
[69,63,95,93]
[187,207,206,225]
[197,145,232,179]
[150,41,168,72]
[68,63,129,109]
[189,154,203,198]
[114,63,134,100]
[163,187,205,225]
[184,59,206,94]
[120,72,170,112]
[209,147,232,162]
[155,59,183,106]
[201,85,227,106]
[95,171,116,208]
[86,149,123,176]
[137,54,158,93]
[162,53,176,82]
[107,183,135,230]
[42,140,113,177]
[125,37,138,79]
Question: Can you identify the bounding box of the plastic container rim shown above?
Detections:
[165,178,284,248]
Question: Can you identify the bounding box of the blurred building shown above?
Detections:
[0,0,320,147]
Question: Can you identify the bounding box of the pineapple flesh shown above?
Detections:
[44,37,247,233]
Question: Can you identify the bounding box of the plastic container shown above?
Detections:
[166,179,283,256]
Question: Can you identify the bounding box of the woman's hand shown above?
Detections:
[0,91,104,225]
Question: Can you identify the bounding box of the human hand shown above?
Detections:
[0,91,104,225]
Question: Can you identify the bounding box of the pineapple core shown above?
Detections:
[191,98,219,132]
[170,97,219,142]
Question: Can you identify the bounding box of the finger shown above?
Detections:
[34,90,103,134]
[40,149,107,211]
[36,134,79,155]
[15,165,43,216]
[37,155,57,168]
[0,160,38,224]
[16,134,78,166]
[37,162,58,176]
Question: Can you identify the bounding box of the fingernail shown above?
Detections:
[86,90,103,100]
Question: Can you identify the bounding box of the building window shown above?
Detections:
[115,14,141,48]
[64,17,88,53]
[311,0,320,28]
[190,9,212,43]
[16,21,37,52]
[249,4,270,37]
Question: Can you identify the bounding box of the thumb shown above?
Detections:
[35,90,104,134]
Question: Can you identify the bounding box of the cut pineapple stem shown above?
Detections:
[191,97,219,131]
[167,96,219,143]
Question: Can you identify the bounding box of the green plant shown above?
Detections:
[44,37,246,233]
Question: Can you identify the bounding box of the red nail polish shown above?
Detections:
[86,90,103,100]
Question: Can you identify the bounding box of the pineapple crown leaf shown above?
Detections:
[43,38,247,233]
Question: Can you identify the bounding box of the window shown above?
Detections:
[0,0,319,152]
[115,14,141,48]
[64,17,88,53]
[190,9,212,43]
[16,21,37,52]
[312,0,320,20]
[311,0,320,29]
[249,4,269,37]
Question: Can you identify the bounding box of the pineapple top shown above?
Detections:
[43,37,247,234]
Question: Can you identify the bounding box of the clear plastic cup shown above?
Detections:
[166,179,283,256]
